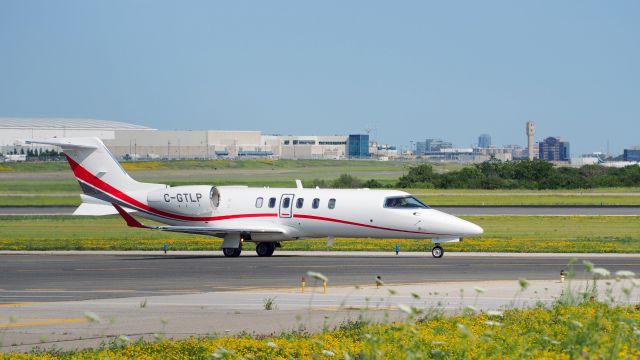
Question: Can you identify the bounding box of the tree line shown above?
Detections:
[319,160,640,189]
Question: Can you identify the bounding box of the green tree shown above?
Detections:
[397,164,436,188]
[331,174,363,188]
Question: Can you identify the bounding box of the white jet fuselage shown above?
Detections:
[136,185,483,242]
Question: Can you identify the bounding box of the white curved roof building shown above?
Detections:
[0,117,155,149]
[0,117,154,130]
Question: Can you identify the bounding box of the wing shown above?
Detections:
[112,203,286,237]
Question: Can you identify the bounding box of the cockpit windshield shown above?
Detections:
[384,196,430,209]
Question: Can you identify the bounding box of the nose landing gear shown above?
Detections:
[431,244,444,258]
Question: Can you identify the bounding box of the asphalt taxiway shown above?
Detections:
[1,252,638,303]
[1,252,638,352]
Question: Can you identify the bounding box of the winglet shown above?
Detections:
[112,203,147,228]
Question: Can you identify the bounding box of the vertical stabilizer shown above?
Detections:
[25,137,165,199]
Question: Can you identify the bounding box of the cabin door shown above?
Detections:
[279,194,294,218]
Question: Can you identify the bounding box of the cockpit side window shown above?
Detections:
[384,196,430,209]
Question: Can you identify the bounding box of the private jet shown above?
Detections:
[26,138,483,258]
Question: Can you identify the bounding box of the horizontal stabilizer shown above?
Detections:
[24,138,99,149]
[73,203,136,216]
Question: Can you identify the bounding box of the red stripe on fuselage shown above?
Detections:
[293,214,439,235]
[65,155,277,222]
[64,156,440,235]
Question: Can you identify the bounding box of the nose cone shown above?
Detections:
[459,218,484,236]
[421,209,483,237]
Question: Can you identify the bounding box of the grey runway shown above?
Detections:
[1,253,638,303]
[1,205,639,216]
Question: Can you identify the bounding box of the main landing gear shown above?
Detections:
[255,242,276,257]
[222,241,279,258]
[431,244,444,258]
[222,247,242,257]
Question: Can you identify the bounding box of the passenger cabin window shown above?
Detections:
[384,196,430,209]
[255,197,263,208]
[312,198,320,209]
[296,198,304,209]
[282,197,291,208]
[268,197,277,208]
[328,198,336,209]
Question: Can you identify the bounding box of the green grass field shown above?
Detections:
[1,160,639,206]
[0,159,440,172]
[1,215,638,253]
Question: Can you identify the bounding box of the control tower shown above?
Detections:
[526,121,535,160]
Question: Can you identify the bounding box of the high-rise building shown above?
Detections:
[526,121,535,160]
[478,134,491,148]
[539,136,570,161]
[347,134,370,158]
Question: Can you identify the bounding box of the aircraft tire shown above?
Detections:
[256,242,276,257]
[223,248,242,257]
[431,245,444,258]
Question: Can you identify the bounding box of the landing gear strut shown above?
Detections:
[222,247,242,257]
[431,244,444,258]
[256,242,276,257]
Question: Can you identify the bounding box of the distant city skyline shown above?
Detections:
[1,1,638,155]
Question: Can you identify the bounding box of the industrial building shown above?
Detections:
[623,148,640,162]
[107,132,358,160]
[0,117,368,160]
[415,139,453,155]
[347,134,370,159]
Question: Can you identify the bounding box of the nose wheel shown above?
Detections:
[431,245,444,258]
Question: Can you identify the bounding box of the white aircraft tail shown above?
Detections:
[25,137,166,211]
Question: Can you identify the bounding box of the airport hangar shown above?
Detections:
[0,117,371,160]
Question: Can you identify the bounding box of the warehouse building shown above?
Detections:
[1,117,367,160]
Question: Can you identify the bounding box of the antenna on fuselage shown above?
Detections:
[295,179,303,189]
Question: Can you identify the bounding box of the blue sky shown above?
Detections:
[1,1,638,155]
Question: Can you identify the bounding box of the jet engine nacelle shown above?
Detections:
[147,185,217,216]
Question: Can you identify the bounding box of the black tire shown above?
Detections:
[256,242,276,257]
[223,248,241,257]
[431,245,444,258]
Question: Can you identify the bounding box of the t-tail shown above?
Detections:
[25,137,166,215]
